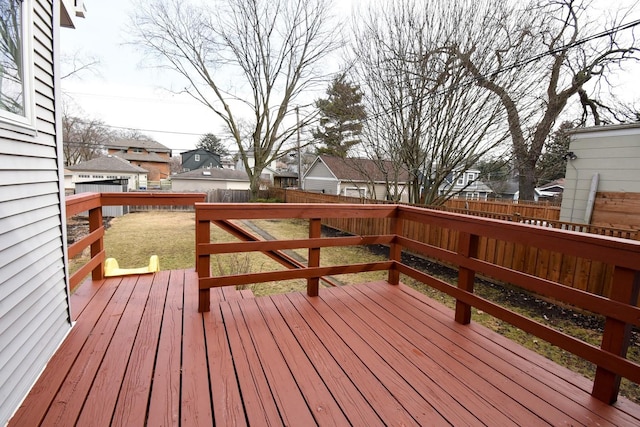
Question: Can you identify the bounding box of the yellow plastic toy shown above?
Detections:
[104,255,160,277]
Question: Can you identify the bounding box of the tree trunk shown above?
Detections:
[249,174,261,200]
[517,159,537,201]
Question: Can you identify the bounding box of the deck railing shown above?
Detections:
[65,192,206,291]
[195,202,640,405]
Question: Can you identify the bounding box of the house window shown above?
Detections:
[467,173,476,187]
[194,154,200,161]
[0,0,34,128]
[456,175,464,186]
[132,148,144,153]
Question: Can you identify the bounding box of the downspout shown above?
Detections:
[584,173,599,224]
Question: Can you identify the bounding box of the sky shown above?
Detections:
[60,0,363,154]
[60,0,640,156]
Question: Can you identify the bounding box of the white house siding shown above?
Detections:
[307,160,335,179]
[171,178,251,192]
[304,177,339,194]
[70,171,145,191]
[560,124,640,224]
[0,1,72,424]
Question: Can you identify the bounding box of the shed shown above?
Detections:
[560,123,640,229]
[171,168,251,192]
[75,180,129,217]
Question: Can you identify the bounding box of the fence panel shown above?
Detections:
[270,188,639,298]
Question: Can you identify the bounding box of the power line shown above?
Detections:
[63,90,199,105]
[105,124,207,137]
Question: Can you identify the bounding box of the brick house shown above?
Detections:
[105,139,171,181]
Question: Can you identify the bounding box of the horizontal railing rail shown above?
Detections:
[65,192,206,291]
[195,202,640,405]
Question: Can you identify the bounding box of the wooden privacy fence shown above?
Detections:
[270,188,562,221]
[268,188,639,297]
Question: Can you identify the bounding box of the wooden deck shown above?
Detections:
[10,270,640,426]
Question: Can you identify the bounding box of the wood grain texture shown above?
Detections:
[10,273,640,426]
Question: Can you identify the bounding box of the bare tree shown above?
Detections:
[62,104,113,166]
[60,50,100,81]
[169,155,182,174]
[351,0,508,205]
[443,0,639,200]
[130,0,340,197]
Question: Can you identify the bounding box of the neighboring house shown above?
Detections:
[180,148,222,171]
[220,155,236,169]
[272,169,299,189]
[538,178,564,199]
[105,138,171,181]
[65,155,148,191]
[171,168,251,192]
[488,178,519,200]
[438,167,493,200]
[0,1,84,424]
[303,155,410,202]
[560,123,640,229]
[234,147,278,176]
[513,179,564,202]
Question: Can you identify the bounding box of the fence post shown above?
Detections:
[592,268,640,403]
[196,207,211,312]
[388,210,403,285]
[307,218,322,296]
[454,231,479,325]
[88,206,104,281]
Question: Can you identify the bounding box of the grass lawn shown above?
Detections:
[72,210,639,403]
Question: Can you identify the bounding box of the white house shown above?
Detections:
[65,155,148,191]
[560,123,640,229]
[303,155,410,202]
[438,167,493,200]
[0,1,85,424]
[171,168,251,192]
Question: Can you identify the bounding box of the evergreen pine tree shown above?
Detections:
[313,75,366,158]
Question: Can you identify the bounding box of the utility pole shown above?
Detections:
[296,106,303,190]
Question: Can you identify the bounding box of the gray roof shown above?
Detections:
[105,138,171,153]
[315,155,410,183]
[67,156,148,173]
[172,168,250,181]
[120,152,171,163]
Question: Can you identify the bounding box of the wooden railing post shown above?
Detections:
[307,218,321,297]
[196,210,211,312]
[388,213,403,285]
[88,206,104,281]
[455,231,479,325]
[592,268,640,403]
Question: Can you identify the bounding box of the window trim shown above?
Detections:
[0,0,36,131]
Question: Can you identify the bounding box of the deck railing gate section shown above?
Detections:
[65,192,206,291]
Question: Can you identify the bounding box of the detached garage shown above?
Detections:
[171,168,251,192]
[560,123,640,229]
